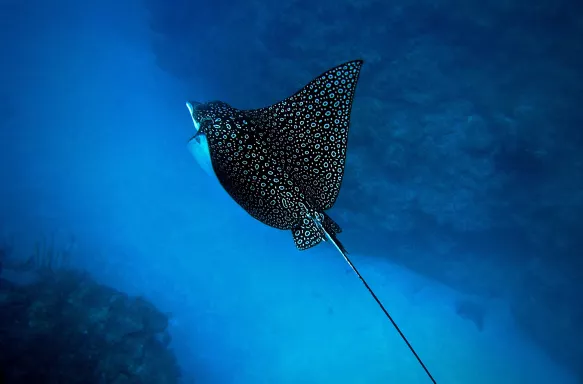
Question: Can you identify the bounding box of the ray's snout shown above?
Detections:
[186,101,201,115]
[186,101,203,131]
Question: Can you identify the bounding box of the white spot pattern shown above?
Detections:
[188,60,363,249]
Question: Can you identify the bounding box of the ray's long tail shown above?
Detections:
[322,229,438,384]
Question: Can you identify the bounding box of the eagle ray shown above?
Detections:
[185,60,437,383]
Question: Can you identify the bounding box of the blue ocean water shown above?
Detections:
[1,0,582,383]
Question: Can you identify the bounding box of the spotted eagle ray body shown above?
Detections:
[185,60,438,383]
[187,60,361,252]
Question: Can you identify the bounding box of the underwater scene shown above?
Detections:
[1,0,582,383]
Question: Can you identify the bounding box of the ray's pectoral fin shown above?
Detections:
[292,218,324,250]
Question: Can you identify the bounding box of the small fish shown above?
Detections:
[185,60,438,383]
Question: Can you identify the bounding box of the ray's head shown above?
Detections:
[185,101,204,133]
[186,100,229,135]
[185,101,221,178]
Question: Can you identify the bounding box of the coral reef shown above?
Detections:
[1,234,75,276]
[0,269,181,383]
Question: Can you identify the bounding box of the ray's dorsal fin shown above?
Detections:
[248,60,363,211]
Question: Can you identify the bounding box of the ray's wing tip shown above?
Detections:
[336,59,364,75]
[347,59,364,67]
